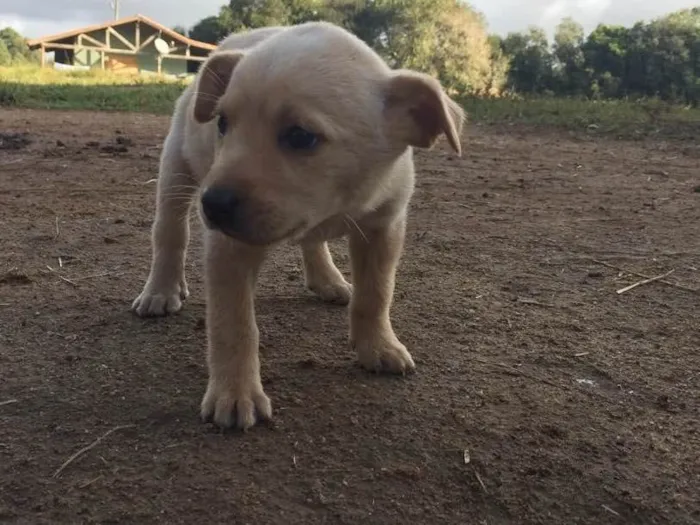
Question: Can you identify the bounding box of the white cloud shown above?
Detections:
[541,0,568,27]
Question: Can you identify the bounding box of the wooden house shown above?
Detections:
[27,14,217,76]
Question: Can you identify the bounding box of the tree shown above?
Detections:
[552,17,587,94]
[189,0,507,96]
[189,15,229,44]
[501,27,554,93]
[432,2,509,95]
[172,25,188,36]
[0,27,35,64]
[0,40,11,66]
[582,24,628,98]
[319,0,396,50]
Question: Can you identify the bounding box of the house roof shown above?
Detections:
[27,14,217,51]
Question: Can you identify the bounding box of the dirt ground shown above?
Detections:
[1,108,698,525]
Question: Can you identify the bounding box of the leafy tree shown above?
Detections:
[0,27,36,64]
[319,0,396,50]
[225,0,291,30]
[553,17,587,94]
[501,27,554,93]
[582,24,628,98]
[185,2,700,102]
[189,15,229,43]
[433,2,509,95]
[0,40,12,66]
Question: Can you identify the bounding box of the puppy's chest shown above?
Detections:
[296,216,351,244]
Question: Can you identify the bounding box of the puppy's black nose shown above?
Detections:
[201,186,240,230]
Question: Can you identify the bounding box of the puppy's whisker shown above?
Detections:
[202,67,227,90]
[161,190,198,196]
[163,182,199,189]
[174,212,194,223]
[160,200,196,208]
[344,214,368,243]
[160,188,197,197]
[191,91,224,103]
[168,171,199,181]
[164,184,199,190]
[159,196,196,205]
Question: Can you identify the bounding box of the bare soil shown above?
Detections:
[1,108,699,525]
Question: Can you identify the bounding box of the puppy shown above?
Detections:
[132,21,464,430]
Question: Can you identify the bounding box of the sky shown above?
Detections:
[0,0,698,40]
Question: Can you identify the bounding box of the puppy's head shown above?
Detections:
[193,22,464,245]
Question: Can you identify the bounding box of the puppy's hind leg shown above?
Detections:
[349,217,415,374]
[132,139,197,317]
[301,241,352,305]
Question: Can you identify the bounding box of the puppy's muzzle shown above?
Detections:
[200,185,302,245]
[201,186,241,232]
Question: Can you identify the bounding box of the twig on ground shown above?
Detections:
[53,424,135,479]
[616,269,675,295]
[78,475,103,489]
[58,275,77,287]
[591,259,697,293]
[0,399,18,407]
[601,504,621,517]
[474,471,488,494]
[517,297,556,308]
[71,271,122,282]
[46,265,78,287]
[54,216,60,240]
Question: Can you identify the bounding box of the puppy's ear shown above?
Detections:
[384,70,465,155]
[193,51,244,123]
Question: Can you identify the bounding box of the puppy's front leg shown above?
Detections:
[349,217,415,374]
[132,153,194,317]
[200,231,271,430]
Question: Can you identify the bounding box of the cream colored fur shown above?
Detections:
[131,22,465,430]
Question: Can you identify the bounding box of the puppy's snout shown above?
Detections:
[201,186,241,230]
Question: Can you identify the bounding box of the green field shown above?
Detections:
[2,66,700,138]
[0,66,190,115]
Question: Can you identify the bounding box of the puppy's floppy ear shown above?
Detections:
[193,51,244,123]
[384,70,465,155]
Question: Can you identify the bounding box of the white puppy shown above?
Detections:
[132,22,464,430]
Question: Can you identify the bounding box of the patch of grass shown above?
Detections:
[0,65,190,114]
[0,64,192,86]
[461,95,700,139]
[0,81,187,114]
[2,66,700,138]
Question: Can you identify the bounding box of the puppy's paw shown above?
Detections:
[307,278,353,305]
[131,279,189,317]
[354,337,416,375]
[200,377,272,430]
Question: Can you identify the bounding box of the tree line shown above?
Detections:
[187,0,510,97]
[497,8,700,104]
[184,1,700,105]
[5,1,699,105]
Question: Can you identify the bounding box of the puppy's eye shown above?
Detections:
[217,114,228,137]
[279,126,318,151]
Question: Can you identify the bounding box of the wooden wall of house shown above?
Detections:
[42,21,202,76]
